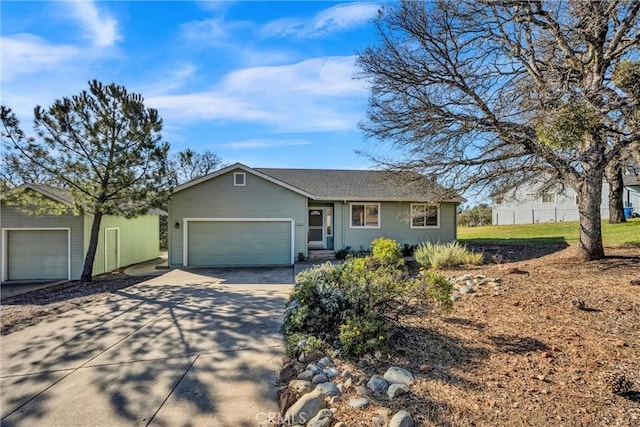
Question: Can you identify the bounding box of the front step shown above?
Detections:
[307,250,336,261]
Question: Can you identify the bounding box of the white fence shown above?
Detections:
[492,208,611,225]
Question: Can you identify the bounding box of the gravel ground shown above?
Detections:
[329,245,640,426]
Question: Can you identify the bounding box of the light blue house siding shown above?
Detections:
[327,201,457,251]
[492,182,640,225]
[169,170,308,266]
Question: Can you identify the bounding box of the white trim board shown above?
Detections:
[1,227,72,281]
[181,218,295,266]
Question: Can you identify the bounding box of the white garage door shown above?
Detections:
[7,230,69,280]
[187,220,292,266]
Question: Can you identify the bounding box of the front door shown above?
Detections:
[308,208,325,249]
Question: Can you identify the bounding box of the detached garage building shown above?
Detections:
[1,184,160,282]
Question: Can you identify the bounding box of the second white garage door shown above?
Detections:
[6,229,69,280]
[186,220,292,266]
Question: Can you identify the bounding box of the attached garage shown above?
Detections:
[184,219,294,266]
[4,229,70,280]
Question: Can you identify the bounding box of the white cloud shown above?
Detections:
[180,17,252,48]
[68,0,120,47]
[262,3,379,39]
[0,34,80,82]
[147,56,368,133]
[225,139,313,149]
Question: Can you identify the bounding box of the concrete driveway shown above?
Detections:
[0,267,293,427]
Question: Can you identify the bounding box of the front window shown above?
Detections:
[541,192,556,203]
[411,203,439,228]
[326,207,333,236]
[350,203,380,228]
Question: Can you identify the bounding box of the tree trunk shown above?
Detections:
[80,211,103,282]
[606,164,627,223]
[576,171,606,260]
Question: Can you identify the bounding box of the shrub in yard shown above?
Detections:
[282,262,344,343]
[371,237,403,267]
[338,314,390,356]
[282,238,453,357]
[414,241,483,269]
[284,333,328,358]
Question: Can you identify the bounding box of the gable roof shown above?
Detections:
[0,183,76,207]
[173,163,465,203]
[2,184,167,215]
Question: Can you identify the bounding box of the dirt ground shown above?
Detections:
[0,274,146,335]
[331,245,640,426]
[2,245,639,426]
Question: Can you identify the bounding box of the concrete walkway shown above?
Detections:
[0,267,293,426]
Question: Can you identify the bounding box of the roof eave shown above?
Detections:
[172,163,317,199]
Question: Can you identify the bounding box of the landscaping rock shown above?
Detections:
[329,396,341,405]
[367,375,389,393]
[323,368,340,378]
[341,369,351,378]
[356,385,371,396]
[307,363,322,375]
[279,364,296,382]
[307,409,334,427]
[289,379,313,396]
[334,423,348,427]
[372,416,385,426]
[277,387,298,415]
[383,367,415,385]
[317,357,333,368]
[343,378,353,389]
[315,382,340,396]
[387,383,410,399]
[298,351,322,363]
[459,285,474,294]
[297,370,314,381]
[284,391,326,424]
[348,397,370,409]
[389,410,415,427]
[312,374,328,384]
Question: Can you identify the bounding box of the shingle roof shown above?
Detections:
[25,183,75,206]
[3,183,167,215]
[254,167,464,202]
[623,173,639,187]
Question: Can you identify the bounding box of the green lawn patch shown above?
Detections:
[458,218,640,247]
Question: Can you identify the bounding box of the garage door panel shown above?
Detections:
[188,221,291,266]
[7,230,68,280]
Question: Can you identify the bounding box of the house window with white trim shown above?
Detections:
[541,192,556,203]
[234,172,246,186]
[350,203,380,228]
[411,203,439,228]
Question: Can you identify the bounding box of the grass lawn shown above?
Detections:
[458,217,640,246]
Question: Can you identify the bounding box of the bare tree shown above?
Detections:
[168,149,222,186]
[357,0,639,260]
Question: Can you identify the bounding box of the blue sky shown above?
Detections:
[1,1,385,170]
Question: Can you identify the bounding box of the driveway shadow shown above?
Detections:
[1,268,292,426]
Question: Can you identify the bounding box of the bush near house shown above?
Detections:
[282,238,453,357]
[414,241,484,269]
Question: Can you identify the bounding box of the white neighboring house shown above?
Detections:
[492,173,640,225]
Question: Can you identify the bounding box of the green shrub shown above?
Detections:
[414,241,484,269]
[282,238,453,357]
[411,270,454,312]
[338,314,390,356]
[371,237,403,266]
[335,249,349,260]
[284,333,328,358]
